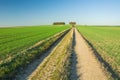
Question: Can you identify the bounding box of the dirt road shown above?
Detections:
[28,29,72,80]
[14,32,65,80]
[70,28,108,80]
[14,28,109,80]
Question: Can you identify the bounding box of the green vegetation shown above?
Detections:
[0,29,69,79]
[0,25,69,60]
[0,25,70,79]
[29,29,72,80]
[78,26,120,77]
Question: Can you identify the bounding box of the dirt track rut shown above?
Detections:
[70,28,108,80]
[14,33,65,80]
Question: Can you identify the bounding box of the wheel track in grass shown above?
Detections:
[28,28,73,80]
[70,28,110,80]
[13,29,69,80]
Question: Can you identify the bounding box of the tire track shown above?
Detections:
[70,28,109,80]
[28,29,73,80]
[13,31,67,80]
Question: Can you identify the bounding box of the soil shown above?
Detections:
[13,34,64,80]
[70,28,108,80]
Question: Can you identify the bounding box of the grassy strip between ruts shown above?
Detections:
[29,29,73,80]
[0,28,70,79]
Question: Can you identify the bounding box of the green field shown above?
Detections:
[0,25,69,60]
[1,25,120,79]
[78,26,120,76]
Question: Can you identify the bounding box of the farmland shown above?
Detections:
[0,25,69,60]
[0,25,120,80]
[78,26,120,78]
[0,25,70,78]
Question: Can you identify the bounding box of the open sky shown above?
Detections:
[0,0,120,26]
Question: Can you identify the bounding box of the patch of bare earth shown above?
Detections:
[13,34,64,80]
[70,28,109,80]
[28,29,72,80]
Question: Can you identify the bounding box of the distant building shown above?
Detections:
[69,22,76,27]
[69,22,76,25]
[53,22,65,25]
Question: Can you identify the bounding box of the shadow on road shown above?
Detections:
[78,30,120,80]
[70,28,81,80]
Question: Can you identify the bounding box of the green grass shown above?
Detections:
[0,25,69,60]
[0,26,70,79]
[78,26,120,77]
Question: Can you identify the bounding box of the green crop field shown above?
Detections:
[78,26,120,76]
[1,25,119,79]
[0,25,69,60]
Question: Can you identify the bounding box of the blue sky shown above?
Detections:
[0,0,120,26]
